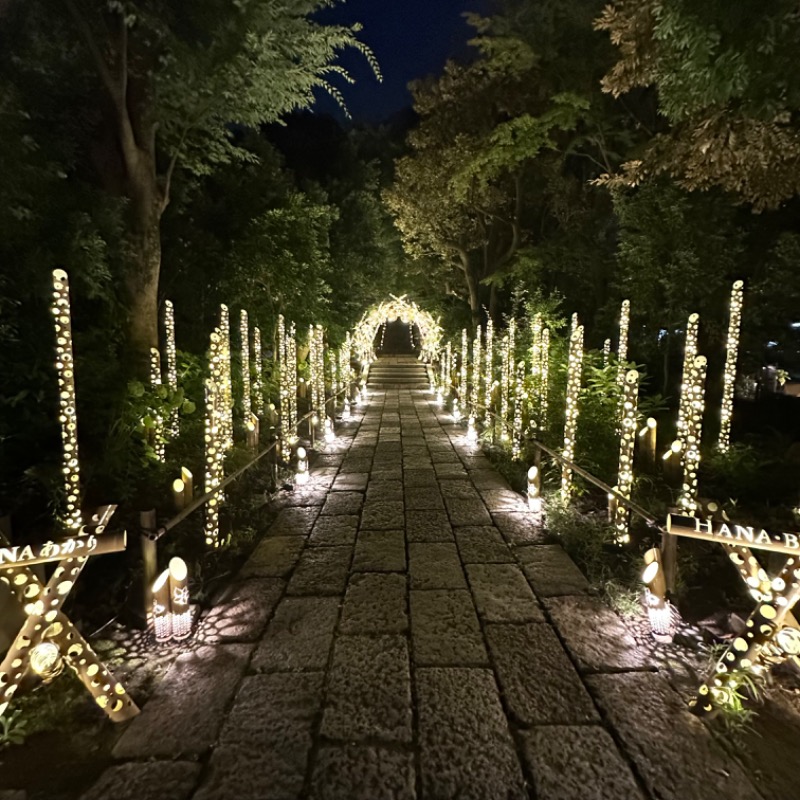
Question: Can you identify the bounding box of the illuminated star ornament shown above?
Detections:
[0,506,138,722]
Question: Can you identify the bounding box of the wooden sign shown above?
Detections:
[667,513,800,556]
[0,530,126,569]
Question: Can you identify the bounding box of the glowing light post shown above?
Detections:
[603,337,611,368]
[527,465,542,512]
[253,326,263,417]
[561,324,584,500]
[204,376,223,549]
[638,417,658,472]
[641,547,675,643]
[315,325,326,423]
[471,329,481,427]
[219,305,234,451]
[164,300,179,436]
[719,280,744,452]
[295,446,309,485]
[500,335,510,441]
[616,300,630,385]
[484,317,494,431]
[240,310,251,421]
[512,360,524,459]
[324,416,335,443]
[539,328,550,432]
[148,347,166,461]
[677,355,707,515]
[614,369,639,545]
[460,328,468,414]
[51,269,83,530]
[445,341,452,400]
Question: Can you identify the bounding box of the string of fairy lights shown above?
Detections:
[614,369,639,545]
[561,323,584,499]
[719,280,744,452]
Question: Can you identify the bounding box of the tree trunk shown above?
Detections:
[465,265,481,330]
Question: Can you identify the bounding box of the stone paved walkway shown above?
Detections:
[77,386,765,800]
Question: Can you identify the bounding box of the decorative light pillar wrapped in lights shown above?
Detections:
[460,328,468,411]
[204,358,224,549]
[512,360,525,459]
[614,369,639,545]
[641,547,675,642]
[677,355,707,515]
[308,325,319,417]
[240,309,251,420]
[676,312,700,449]
[219,305,234,451]
[278,316,298,449]
[719,280,744,452]
[484,317,494,429]
[149,347,165,461]
[253,326,263,416]
[617,299,630,385]
[561,324,584,499]
[314,325,325,419]
[471,329,481,414]
[500,335,510,440]
[169,557,192,640]
[603,337,611,368]
[164,300,179,435]
[445,341,452,395]
[51,269,82,529]
[539,328,550,431]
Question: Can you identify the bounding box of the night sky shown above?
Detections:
[316,0,491,123]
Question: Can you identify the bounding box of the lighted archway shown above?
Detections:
[352,296,442,363]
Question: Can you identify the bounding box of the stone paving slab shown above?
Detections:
[113,644,253,759]
[404,468,437,487]
[517,544,590,596]
[193,672,323,800]
[406,509,454,542]
[454,526,514,563]
[466,564,544,623]
[321,491,364,516]
[521,726,644,800]
[410,590,487,666]
[332,472,369,492]
[588,672,763,800]
[239,536,305,578]
[486,623,598,725]
[352,529,406,572]
[404,486,445,510]
[545,594,653,673]
[286,545,352,595]
[309,746,416,800]
[320,635,412,743]
[409,542,467,589]
[309,514,359,546]
[445,496,492,527]
[361,500,405,530]
[79,762,201,800]
[491,511,544,545]
[416,668,526,800]
[197,578,284,644]
[366,481,404,500]
[340,573,408,634]
[252,596,340,672]
[270,505,320,535]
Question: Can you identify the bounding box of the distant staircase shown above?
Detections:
[367,355,430,389]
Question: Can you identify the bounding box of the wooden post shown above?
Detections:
[661,532,678,594]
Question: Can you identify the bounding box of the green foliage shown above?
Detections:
[0,709,27,750]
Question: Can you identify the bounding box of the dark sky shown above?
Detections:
[315,0,491,123]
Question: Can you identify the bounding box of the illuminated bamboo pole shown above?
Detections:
[677,355,707,515]
[676,312,700,448]
[315,325,325,418]
[204,373,222,549]
[471,330,481,414]
[286,323,298,440]
[253,326,263,416]
[530,314,542,379]
[445,341,452,394]
[152,569,172,642]
[308,325,318,417]
[500,335,510,440]
[617,299,630,384]
[539,328,550,431]
[484,317,494,429]
[614,369,639,545]
[639,417,657,471]
[240,309,251,421]
[149,347,165,462]
[603,337,611,367]
[164,299,179,436]
[51,269,82,529]
[219,305,233,450]
[169,557,191,640]
[561,325,584,499]
[460,328,468,410]
[570,312,579,334]
[719,280,744,452]
[512,360,524,459]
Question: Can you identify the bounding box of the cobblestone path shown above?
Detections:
[79,383,765,800]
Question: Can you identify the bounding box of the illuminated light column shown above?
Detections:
[460,328,468,410]
[571,312,579,334]
[152,569,172,642]
[539,328,550,432]
[641,548,675,643]
[253,326,263,416]
[51,269,83,530]
[614,369,639,545]
[530,314,543,379]
[308,325,318,416]
[638,417,658,471]
[561,325,584,500]
[164,300,179,436]
[500,335,510,440]
[484,317,494,429]
[240,310,251,421]
[149,347,165,462]
[169,557,192,640]
[677,355,707,515]
[603,337,611,368]
[512,360,525,459]
[471,330,481,414]
[676,312,700,448]
[314,325,325,419]
[286,323,298,440]
[204,374,222,549]
[617,299,630,384]
[295,446,309,485]
[219,305,233,451]
[527,465,541,512]
[719,280,744,452]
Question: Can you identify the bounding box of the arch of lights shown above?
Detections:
[351,296,442,363]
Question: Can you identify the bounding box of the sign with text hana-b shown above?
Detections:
[667,514,800,556]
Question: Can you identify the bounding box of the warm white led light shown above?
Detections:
[562,323,584,499]
[719,281,744,452]
[614,369,639,545]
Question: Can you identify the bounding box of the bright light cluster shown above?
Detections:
[51,270,82,530]
[529,315,549,431]
[149,346,165,461]
[253,326,263,416]
[219,305,234,451]
[204,330,225,549]
[677,355,707,515]
[164,300,179,435]
[471,330,481,414]
[460,328,468,413]
[512,360,525,459]
[152,557,192,642]
[617,300,630,384]
[351,295,442,363]
[614,369,639,545]
[719,280,744,452]
[500,334,511,440]
[676,312,700,445]
[484,317,494,430]
[561,324,584,499]
[308,324,325,421]
[603,337,611,367]
[240,310,251,420]
[279,317,298,449]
